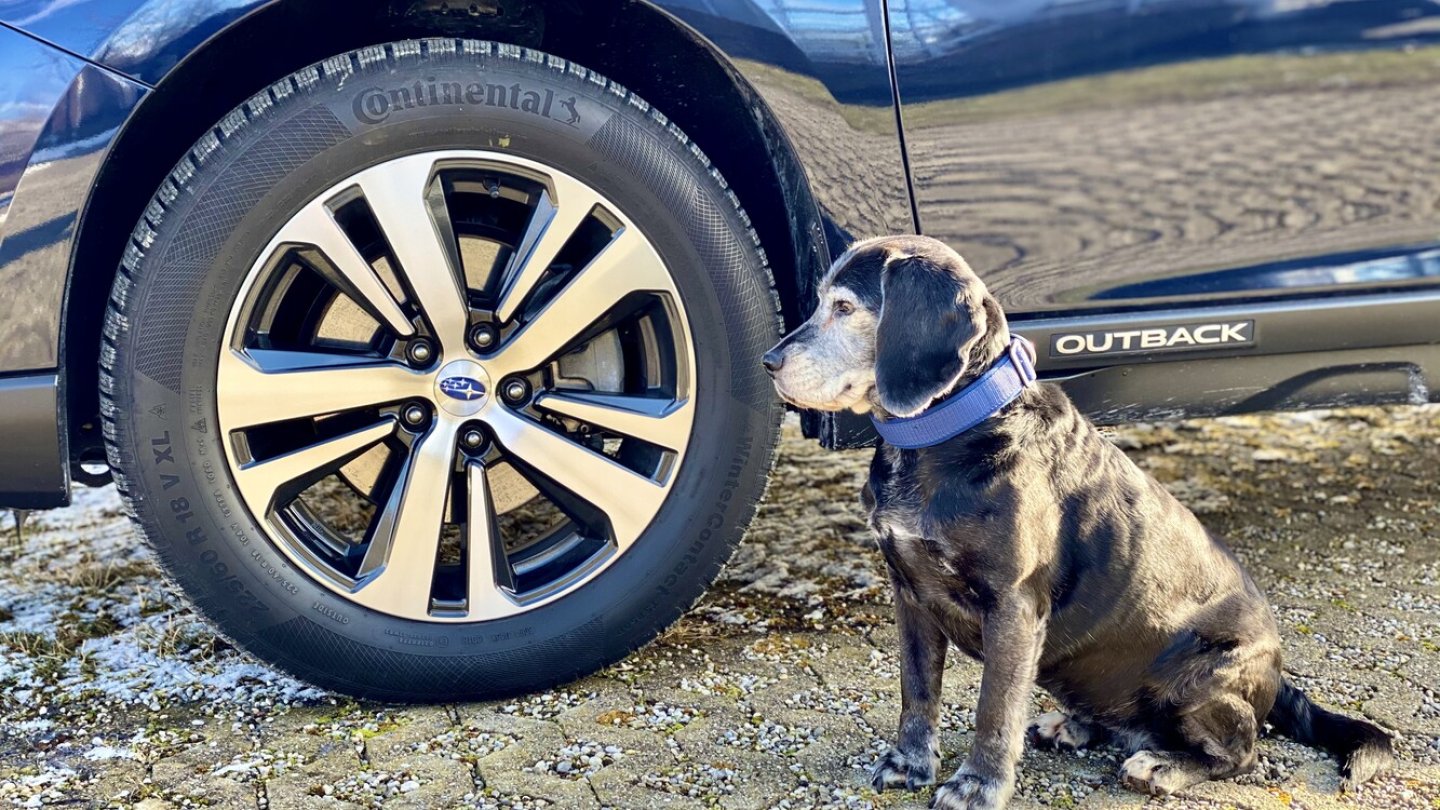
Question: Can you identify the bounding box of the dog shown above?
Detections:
[762,235,1394,809]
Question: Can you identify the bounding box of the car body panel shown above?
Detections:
[0,0,917,244]
[1,0,1440,505]
[0,0,253,86]
[0,26,144,506]
[889,0,1440,313]
[0,27,145,374]
[661,0,915,238]
[0,372,65,508]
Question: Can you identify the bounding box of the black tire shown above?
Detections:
[100,39,782,701]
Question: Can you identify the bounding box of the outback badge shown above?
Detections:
[1049,321,1254,358]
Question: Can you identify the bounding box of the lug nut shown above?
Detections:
[469,323,498,351]
[401,403,428,427]
[461,428,485,450]
[503,379,530,404]
[407,339,434,366]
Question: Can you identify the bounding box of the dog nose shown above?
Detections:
[762,349,785,375]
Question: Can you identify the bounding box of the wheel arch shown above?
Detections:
[65,0,826,462]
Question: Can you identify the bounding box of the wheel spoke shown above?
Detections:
[485,407,665,547]
[274,203,415,338]
[534,392,692,452]
[221,150,695,624]
[352,427,457,618]
[218,349,427,429]
[354,155,471,341]
[233,419,395,514]
[491,226,671,375]
[494,177,606,323]
[464,462,518,619]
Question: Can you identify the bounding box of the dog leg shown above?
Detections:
[1026,711,1109,751]
[872,590,947,792]
[1120,693,1260,797]
[1119,750,1213,796]
[932,596,1043,810]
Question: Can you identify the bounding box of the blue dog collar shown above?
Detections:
[870,335,1037,449]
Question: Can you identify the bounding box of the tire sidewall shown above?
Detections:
[115,44,780,698]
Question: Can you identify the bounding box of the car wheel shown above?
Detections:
[100,39,781,700]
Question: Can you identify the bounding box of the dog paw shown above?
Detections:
[1119,750,1189,797]
[869,746,939,792]
[1027,712,1079,750]
[929,768,1012,810]
[1027,711,1098,751]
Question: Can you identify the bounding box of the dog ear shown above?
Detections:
[875,255,979,417]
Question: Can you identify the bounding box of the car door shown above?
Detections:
[888,0,1440,315]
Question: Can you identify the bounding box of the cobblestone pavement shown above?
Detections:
[2,409,1439,809]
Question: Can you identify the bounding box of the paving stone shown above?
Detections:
[7,412,1440,808]
[149,759,258,808]
[474,754,601,808]
[84,757,148,805]
[364,705,457,760]
[265,775,365,810]
[1182,778,1295,809]
[262,749,368,807]
[1076,785,1146,808]
[376,754,475,809]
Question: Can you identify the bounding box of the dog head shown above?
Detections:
[762,235,1009,418]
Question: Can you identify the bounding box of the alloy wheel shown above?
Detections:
[217,151,695,623]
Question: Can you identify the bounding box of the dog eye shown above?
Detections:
[832,300,855,316]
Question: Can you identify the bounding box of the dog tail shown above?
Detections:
[1267,677,1394,788]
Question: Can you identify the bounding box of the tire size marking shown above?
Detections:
[384,629,449,648]
[148,432,270,614]
[152,431,183,491]
[212,488,232,518]
[151,431,175,465]
[252,549,300,596]
[226,522,251,546]
[169,496,197,525]
[460,627,532,647]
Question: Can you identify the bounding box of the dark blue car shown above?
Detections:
[2,0,1437,698]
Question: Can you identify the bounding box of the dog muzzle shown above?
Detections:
[870,334,1037,449]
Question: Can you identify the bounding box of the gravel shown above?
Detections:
[1,407,1439,808]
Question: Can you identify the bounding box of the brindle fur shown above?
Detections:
[762,236,1394,809]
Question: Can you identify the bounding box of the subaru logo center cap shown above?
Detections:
[434,359,491,418]
[440,376,486,401]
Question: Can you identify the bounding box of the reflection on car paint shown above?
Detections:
[664,0,915,240]
[0,29,145,371]
[4,0,1440,335]
[889,0,1440,311]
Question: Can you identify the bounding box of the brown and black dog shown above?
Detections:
[763,235,1393,809]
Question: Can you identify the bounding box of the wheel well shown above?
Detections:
[65,0,825,463]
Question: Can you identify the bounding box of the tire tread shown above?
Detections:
[100,39,781,700]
